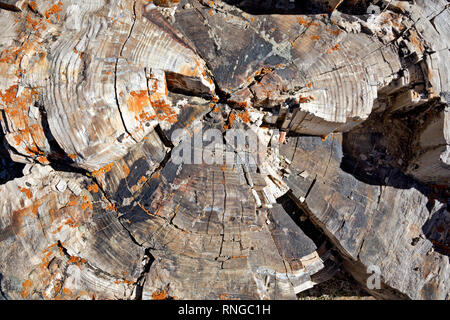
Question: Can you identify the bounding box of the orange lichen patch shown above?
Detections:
[0,85,22,104]
[131,176,148,193]
[0,85,47,158]
[321,135,328,141]
[279,131,286,143]
[123,279,135,285]
[299,95,312,103]
[254,67,273,78]
[208,9,214,16]
[221,165,226,172]
[67,200,78,207]
[18,186,33,199]
[91,163,114,177]
[228,113,236,128]
[311,35,321,41]
[29,1,37,11]
[297,17,310,25]
[123,164,130,176]
[45,1,63,19]
[68,153,77,160]
[219,293,229,300]
[65,218,78,228]
[21,279,33,298]
[408,31,425,53]
[152,289,168,300]
[221,180,225,185]
[54,282,62,293]
[152,171,161,179]
[237,110,251,123]
[37,156,49,164]
[326,44,340,54]
[250,17,255,22]
[81,201,93,211]
[26,14,40,31]
[332,29,341,36]
[40,250,54,270]
[152,99,177,124]
[296,17,320,27]
[68,255,87,269]
[105,203,118,212]
[137,110,156,122]
[136,204,154,217]
[127,90,151,114]
[88,183,99,193]
[63,287,73,295]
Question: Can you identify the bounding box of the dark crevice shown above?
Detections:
[0,3,20,12]
[134,248,155,300]
[277,192,327,247]
[277,192,376,298]
[154,124,174,149]
[38,101,88,174]
[0,124,25,184]
[0,273,7,300]
[114,0,138,143]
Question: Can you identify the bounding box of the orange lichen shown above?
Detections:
[45,1,63,19]
[326,44,340,54]
[68,153,77,159]
[152,289,168,300]
[238,110,251,123]
[81,201,93,211]
[37,156,49,164]
[29,1,37,11]
[127,90,151,114]
[228,113,236,128]
[138,203,153,216]
[219,293,229,300]
[63,287,73,295]
[332,29,341,36]
[297,17,309,25]
[68,256,86,268]
[88,183,99,193]
[21,279,33,298]
[152,99,177,124]
[67,200,78,207]
[299,95,311,103]
[18,186,33,199]
[311,35,321,41]
[105,203,118,212]
[123,164,130,176]
[65,218,78,228]
[91,163,114,177]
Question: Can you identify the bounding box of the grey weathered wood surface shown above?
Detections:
[0,0,448,300]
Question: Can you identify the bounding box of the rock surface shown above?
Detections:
[0,0,448,300]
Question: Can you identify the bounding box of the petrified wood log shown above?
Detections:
[0,0,448,300]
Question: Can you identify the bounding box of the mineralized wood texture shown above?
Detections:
[0,0,449,300]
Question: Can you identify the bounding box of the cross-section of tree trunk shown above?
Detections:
[0,0,448,300]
